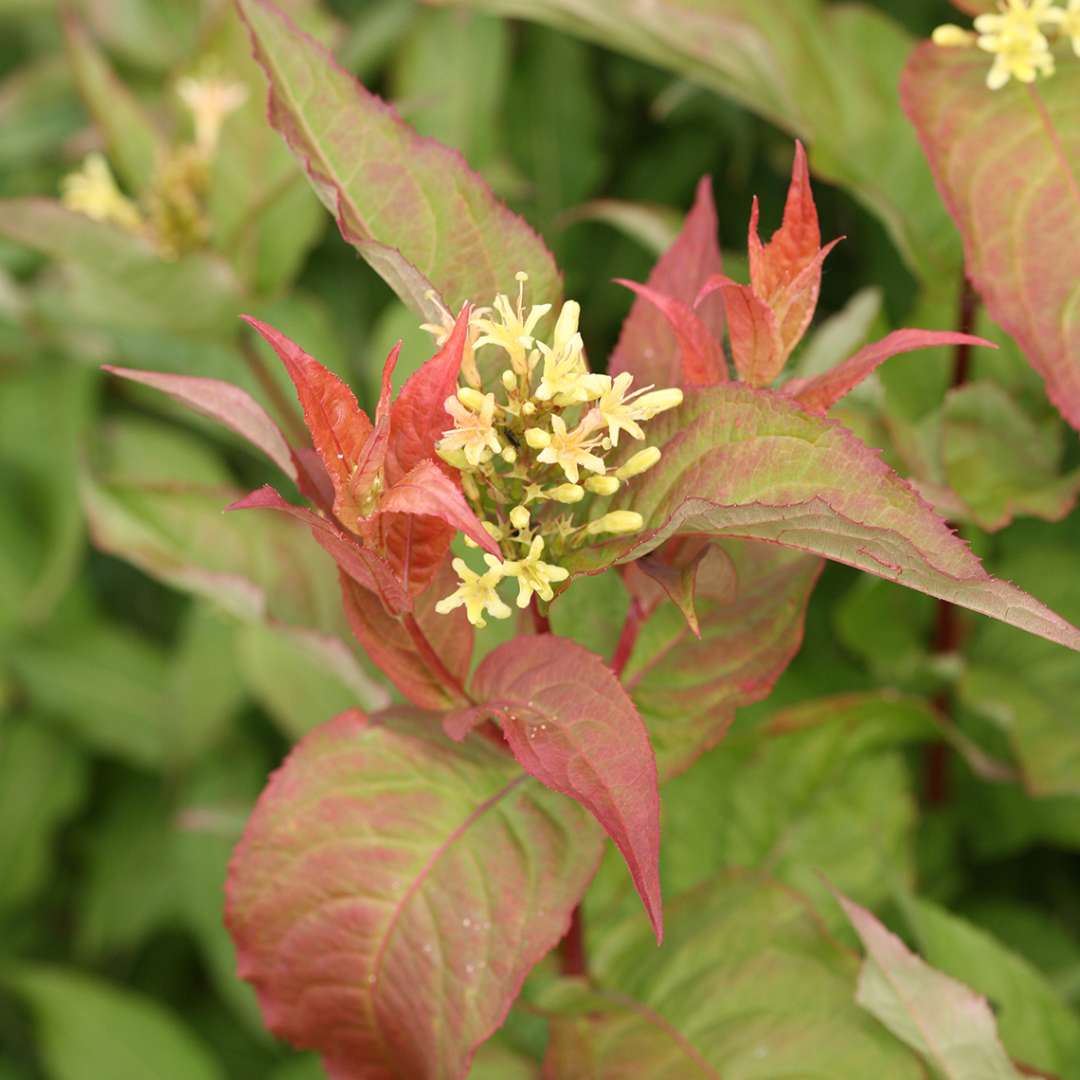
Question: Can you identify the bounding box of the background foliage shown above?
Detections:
[1,0,1078,1076]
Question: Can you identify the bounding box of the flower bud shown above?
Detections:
[524,427,551,449]
[586,511,644,536]
[462,473,481,501]
[501,369,517,392]
[616,446,661,480]
[509,505,531,530]
[501,445,517,464]
[522,401,537,416]
[585,475,620,496]
[547,483,585,504]
[932,24,975,47]
[634,387,684,419]
[457,386,488,412]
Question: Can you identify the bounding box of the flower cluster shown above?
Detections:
[60,75,247,256]
[933,0,1080,89]
[430,274,683,628]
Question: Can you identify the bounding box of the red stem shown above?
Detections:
[530,598,551,635]
[925,277,979,806]
[559,905,587,977]
[611,597,646,679]
[403,613,470,703]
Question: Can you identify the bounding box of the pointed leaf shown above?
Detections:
[542,873,923,1078]
[624,540,822,778]
[235,0,561,325]
[575,384,1080,652]
[228,485,408,614]
[748,141,820,302]
[610,176,724,388]
[62,12,165,192]
[622,538,715,636]
[786,329,993,414]
[340,561,471,709]
[386,305,470,483]
[902,45,1080,430]
[103,366,299,484]
[615,279,726,387]
[242,315,373,522]
[697,275,783,386]
[835,890,1023,1080]
[226,708,603,1079]
[376,460,501,558]
[459,635,662,941]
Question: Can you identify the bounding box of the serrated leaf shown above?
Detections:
[902,45,1080,429]
[544,873,923,1078]
[226,708,602,1079]
[836,890,1023,1080]
[576,384,1080,652]
[624,539,821,778]
[235,0,561,326]
[455,635,662,940]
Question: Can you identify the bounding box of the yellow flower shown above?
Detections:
[932,24,977,47]
[1061,0,1080,54]
[534,301,605,405]
[177,76,248,156]
[502,536,569,607]
[974,0,1060,88]
[60,154,143,232]
[616,446,662,480]
[536,414,606,484]
[593,373,684,447]
[434,557,511,628]
[440,391,501,467]
[472,272,551,375]
[586,511,645,536]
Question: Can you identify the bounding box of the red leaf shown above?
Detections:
[242,315,373,522]
[103,366,298,484]
[623,538,716,637]
[697,276,784,387]
[386,305,471,483]
[615,279,727,387]
[375,460,501,558]
[460,635,663,941]
[228,485,408,614]
[345,342,398,516]
[786,330,995,414]
[340,560,472,709]
[748,141,821,303]
[610,176,725,388]
[226,708,602,1079]
[902,44,1080,431]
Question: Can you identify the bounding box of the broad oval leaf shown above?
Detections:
[575,384,1080,651]
[542,873,924,1078]
[226,708,603,1080]
[456,635,662,941]
[235,0,561,325]
[902,45,1080,430]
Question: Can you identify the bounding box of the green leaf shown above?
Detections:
[8,968,224,1080]
[900,895,1080,1077]
[941,381,1080,532]
[441,0,960,281]
[903,46,1080,429]
[235,0,561,326]
[0,200,242,337]
[0,717,88,915]
[546,873,923,1077]
[835,891,1023,1080]
[579,384,1080,652]
[62,12,164,192]
[624,540,821,778]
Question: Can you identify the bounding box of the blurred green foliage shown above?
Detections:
[1,0,1078,1076]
